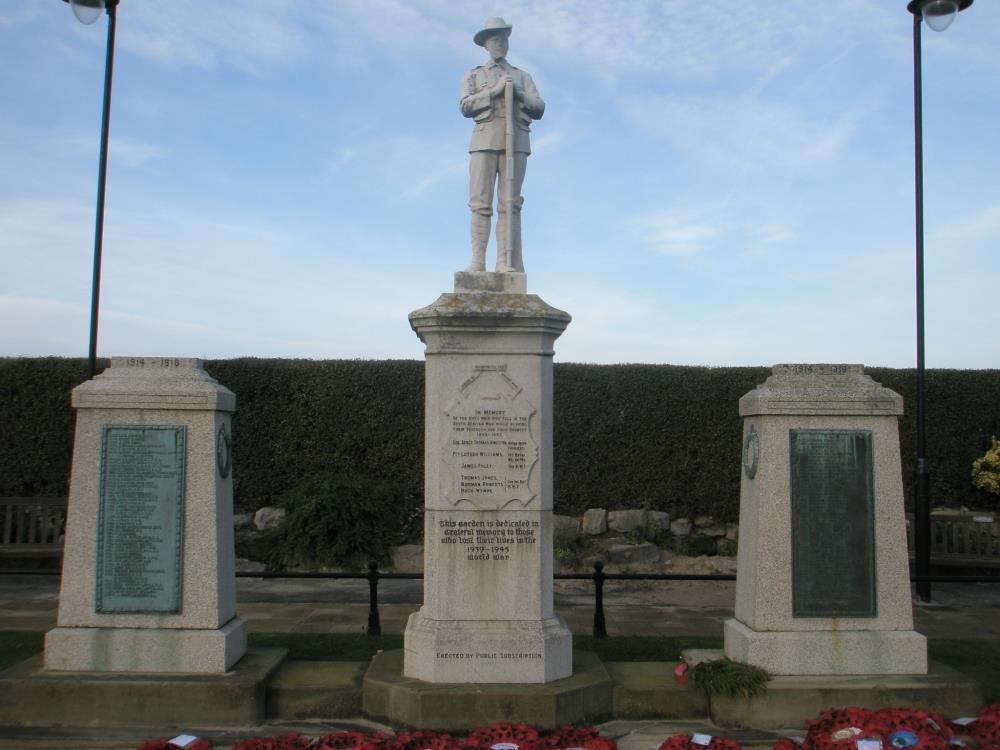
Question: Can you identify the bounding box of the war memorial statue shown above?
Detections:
[461,17,544,274]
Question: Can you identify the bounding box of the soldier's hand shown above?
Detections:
[491,75,513,98]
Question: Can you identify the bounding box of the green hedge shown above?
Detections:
[1,358,997,524]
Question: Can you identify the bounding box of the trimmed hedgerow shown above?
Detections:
[1,358,997,526]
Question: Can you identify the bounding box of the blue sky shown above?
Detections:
[1,1,997,367]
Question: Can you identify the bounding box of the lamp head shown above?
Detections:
[60,0,112,25]
[907,0,973,31]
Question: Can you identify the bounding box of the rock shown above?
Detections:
[725,523,739,540]
[670,517,692,536]
[647,511,670,529]
[606,542,661,565]
[700,524,728,538]
[608,509,647,533]
[233,512,253,530]
[693,515,715,529]
[253,506,287,531]
[582,508,608,535]
[391,544,424,573]
[553,514,581,545]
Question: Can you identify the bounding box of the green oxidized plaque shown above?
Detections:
[96,425,186,613]
[790,429,876,618]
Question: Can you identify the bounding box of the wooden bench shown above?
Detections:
[0,497,67,562]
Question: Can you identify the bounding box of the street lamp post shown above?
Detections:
[906,0,972,603]
[62,0,120,379]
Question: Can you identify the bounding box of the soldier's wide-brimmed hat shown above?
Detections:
[474,17,512,46]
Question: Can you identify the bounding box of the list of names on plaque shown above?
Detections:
[445,369,538,510]
[96,425,186,613]
[790,429,876,618]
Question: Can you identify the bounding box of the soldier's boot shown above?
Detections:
[465,214,490,272]
[495,212,509,272]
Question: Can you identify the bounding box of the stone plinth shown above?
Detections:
[724,364,926,675]
[403,280,572,683]
[44,357,246,673]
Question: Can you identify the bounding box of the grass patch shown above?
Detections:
[0,631,44,671]
[929,638,1000,703]
[575,635,722,661]
[1,628,997,701]
[248,632,403,661]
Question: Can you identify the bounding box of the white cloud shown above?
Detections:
[633,211,721,256]
[120,1,309,72]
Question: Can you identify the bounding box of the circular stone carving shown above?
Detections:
[742,424,759,480]
[216,422,232,479]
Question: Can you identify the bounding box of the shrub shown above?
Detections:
[688,658,770,697]
[261,475,421,570]
[972,437,1000,496]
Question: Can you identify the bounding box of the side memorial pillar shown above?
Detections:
[724,364,926,675]
[403,272,573,683]
[45,357,246,673]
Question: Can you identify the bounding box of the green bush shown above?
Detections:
[260,475,421,570]
[972,437,1000,496]
[2,359,999,523]
[689,658,770,697]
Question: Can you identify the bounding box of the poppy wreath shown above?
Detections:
[543,727,615,750]
[391,732,463,750]
[959,703,1000,749]
[463,723,543,750]
[802,707,891,750]
[875,708,953,750]
[136,740,214,750]
[310,732,394,750]
[656,734,743,750]
[771,740,802,750]
[230,732,312,750]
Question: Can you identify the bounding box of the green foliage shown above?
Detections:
[687,534,719,556]
[248,632,403,660]
[0,357,100,497]
[688,658,771,697]
[624,519,672,547]
[554,543,583,569]
[2,359,1000,521]
[717,538,738,557]
[0,630,44,671]
[261,475,421,569]
[972,437,1000,496]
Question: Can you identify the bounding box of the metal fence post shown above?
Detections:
[366,560,382,636]
[592,559,607,638]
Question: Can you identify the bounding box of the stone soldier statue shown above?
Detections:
[460,17,544,273]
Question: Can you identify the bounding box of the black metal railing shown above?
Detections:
[3,562,998,638]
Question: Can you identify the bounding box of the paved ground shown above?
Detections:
[1,573,998,750]
[3,572,1000,638]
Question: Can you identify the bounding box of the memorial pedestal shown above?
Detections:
[724,364,926,675]
[44,358,246,673]
[403,272,572,683]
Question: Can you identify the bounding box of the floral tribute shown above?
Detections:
[657,734,742,750]
[136,740,214,750]
[955,703,1000,749]
[390,731,462,750]
[463,722,543,750]
[230,732,312,750]
[135,725,618,750]
[311,731,394,750]
[800,707,958,750]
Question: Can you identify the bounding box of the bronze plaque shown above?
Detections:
[96,425,186,613]
[790,429,876,618]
